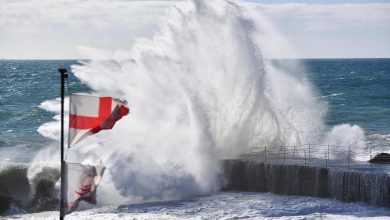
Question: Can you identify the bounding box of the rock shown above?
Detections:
[369,153,390,164]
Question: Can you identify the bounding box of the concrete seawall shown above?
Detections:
[222,159,390,207]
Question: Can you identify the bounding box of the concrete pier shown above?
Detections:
[222,159,390,207]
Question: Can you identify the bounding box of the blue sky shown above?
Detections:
[0,0,389,59]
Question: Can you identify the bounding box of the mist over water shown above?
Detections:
[34,0,367,204]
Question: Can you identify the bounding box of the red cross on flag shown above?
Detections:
[69,94,129,147]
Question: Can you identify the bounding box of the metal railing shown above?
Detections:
[245,144,387,172]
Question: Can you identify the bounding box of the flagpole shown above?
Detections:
[59,68,68,220]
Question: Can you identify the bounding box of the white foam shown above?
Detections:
[66,0,324,203]
[321,124,366,160]
[37,98,69,141]
[4,192,390,219]
[33,0,370,206]
[38,97,69,114]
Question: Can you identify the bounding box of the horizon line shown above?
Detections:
[1,57,390,61]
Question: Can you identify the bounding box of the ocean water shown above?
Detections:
[0,60,89,163]
[1,59,389,219]
[5,192,390,219]
[308,59,390,153]
[1,0,390,218]
[307,59,389,134]
[1,59,389,163]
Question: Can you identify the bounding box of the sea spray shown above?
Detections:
[33,0,363,205]
[321,124,366,160]
[70,0,325,202]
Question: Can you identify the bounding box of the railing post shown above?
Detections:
[280,146,282,163]
[304,150,306,166]
[347,146,351,170]
[308,144,311,165]
[264,146,267,163]
[283,147,286,164]
[246,146,252,160]
[325,151,327,168]
[369,147,372,160]
[369,147,372,171]
[292,145,295,164]
[327,145,329,168]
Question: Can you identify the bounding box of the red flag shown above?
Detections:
[69,94,129,147]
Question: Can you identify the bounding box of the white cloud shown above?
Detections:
[0,0,179,59]
[251,3,390,30]
[0,0,177,30]
[0,0,389,59]
[247,3,390,58]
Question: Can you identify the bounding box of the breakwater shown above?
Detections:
[1,160,389,215]
[222,159,390,207]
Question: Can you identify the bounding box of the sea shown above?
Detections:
[0,59,389,219]
[1,0,390,219]
[0,59,389,163]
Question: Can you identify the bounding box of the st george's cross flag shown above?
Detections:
[62,162,105,215]
[69,93,129,147]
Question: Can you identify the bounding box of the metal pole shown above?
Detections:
[59,68,68,220]
[264,146,267,163]
[308,144,311,165]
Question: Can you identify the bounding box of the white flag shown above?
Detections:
[69,93,129,147]
[62,162,105,215]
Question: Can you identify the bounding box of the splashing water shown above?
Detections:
[34,0,365,204]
